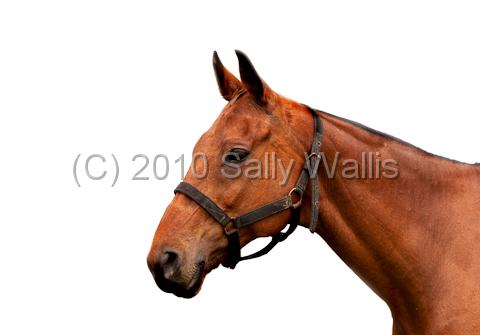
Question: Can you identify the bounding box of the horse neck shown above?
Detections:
[290,108,479,332]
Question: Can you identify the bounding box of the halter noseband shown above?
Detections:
[174,106,323,269]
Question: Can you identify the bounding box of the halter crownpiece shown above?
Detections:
[174,106,323,269]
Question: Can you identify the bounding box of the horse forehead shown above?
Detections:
[201,99,271,148]
[210,107,257,138]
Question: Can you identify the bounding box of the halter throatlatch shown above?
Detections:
[174,106,323,269]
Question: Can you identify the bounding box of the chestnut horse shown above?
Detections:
[147,51,480,334]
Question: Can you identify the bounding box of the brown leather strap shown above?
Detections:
[233,196,293,228]
[306,106,323,232]
[174,182,231,226]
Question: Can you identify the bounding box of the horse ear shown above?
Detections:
[213,51,243,101]
[235,50,270,105]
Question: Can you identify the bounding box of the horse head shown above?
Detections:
[147,51,314,298]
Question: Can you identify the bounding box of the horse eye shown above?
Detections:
[223,148,250,164]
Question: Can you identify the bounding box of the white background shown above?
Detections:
[1,1,479,334]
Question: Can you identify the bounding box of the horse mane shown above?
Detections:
[319,110,479,167]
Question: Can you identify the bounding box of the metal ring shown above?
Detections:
[288,187,303,209]
[308,152,321,160]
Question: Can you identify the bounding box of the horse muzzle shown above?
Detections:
[147,249,205,298]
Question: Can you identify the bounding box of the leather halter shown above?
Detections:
[174,106,323,269]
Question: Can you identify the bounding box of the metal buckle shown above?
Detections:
[223,219,238,236]
[307,152,321,178]
[288,187,303,209]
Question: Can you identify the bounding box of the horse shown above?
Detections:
[147,50,480,334]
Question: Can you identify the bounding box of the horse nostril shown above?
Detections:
[158,250,179,280]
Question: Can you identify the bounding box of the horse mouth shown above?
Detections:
[154,261,205,299]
